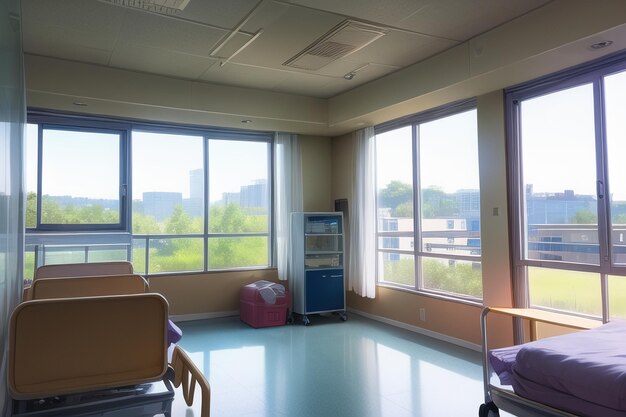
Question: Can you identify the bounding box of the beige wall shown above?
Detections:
[149,269,279,316]
[331,92,516,348]
[300,135,333,212]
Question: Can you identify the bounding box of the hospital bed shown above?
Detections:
[10,262,209,416]
[479,307,613,417]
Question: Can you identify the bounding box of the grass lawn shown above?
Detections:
[529,267,626,319]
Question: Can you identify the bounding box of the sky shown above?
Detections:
[375,109,479,194]
[521,69,626,200]
[26,127,269,203]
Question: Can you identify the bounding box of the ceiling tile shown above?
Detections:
[22,24,114,65]
[283,0,428,29]
[271,70,348,98]
[199,62,285,91]
[110,42,218,80]
[21,0,126,37]
[178,0,260,29]
[118,8,229,57]
[397,0,551,40]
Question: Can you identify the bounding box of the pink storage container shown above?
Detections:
[240,281,290,328]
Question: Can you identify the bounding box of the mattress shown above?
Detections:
[510,320,626,417]
[489,344,522,385]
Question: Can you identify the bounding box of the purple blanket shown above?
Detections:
[489,345,522,385]
[511,320,626,416]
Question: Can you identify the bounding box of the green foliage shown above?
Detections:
[395,201,413,218]
[382,257,415,286]
[26,192,37,228]
[570,209,597,224]
[422,259,482,297]
[382,257,482,298]
[421,187,459,218]
[28,196,270,276]
[378,182,460,218]
[29,194,119,225]
[209,203,267,233]
[379,181,412,217]
[137,203,268,272]
[165,205,203,234]
[132,212,162,234]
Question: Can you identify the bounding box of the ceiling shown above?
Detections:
[20,0,553,99]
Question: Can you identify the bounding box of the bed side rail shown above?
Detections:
[170,345,211,417]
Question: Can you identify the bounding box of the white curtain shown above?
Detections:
[274,133,303,281]
[348,127,377,298]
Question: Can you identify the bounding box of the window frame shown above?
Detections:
[506,50,626,321]
[374,99,482,302]
[25,110,274,277]
[27,115,130,232]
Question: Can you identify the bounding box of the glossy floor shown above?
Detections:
[169,314,507,417]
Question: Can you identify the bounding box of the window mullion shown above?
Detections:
[204,136,209,272]
[412,123,421,291]
[594,77,611,274]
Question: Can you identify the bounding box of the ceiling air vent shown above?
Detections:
[284,20,388,71]
[98,0,191,15]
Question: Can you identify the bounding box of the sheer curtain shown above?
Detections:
[348,127,377,298]
[274,133,303,281]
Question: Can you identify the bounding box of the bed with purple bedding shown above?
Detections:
[488,321,626,417]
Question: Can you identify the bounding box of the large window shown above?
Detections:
[27,124,125,230]
[25,114,273,279]
[375,103,481,300]
[208,139,270,269]
[509,54,626,320]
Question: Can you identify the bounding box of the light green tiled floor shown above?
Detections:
[170,313,510,417]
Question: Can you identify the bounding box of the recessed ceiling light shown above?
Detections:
[590,40,613,50]
[241,120,252,124]
[72,101,87,107]
[343,72,356,80]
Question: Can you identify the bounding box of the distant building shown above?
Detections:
[143,192,182,221]
[182,198,203,218]
[222,192,240,206]
[189,169,203,200]
[526,187,596,225]
[240,179,267,209]
[455,189,480,218]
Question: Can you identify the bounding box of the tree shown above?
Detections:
[379,181,412,215]
[421,186,459,218]
[571,209,597,224]
[165,205,193,234]
[26,192,37,227]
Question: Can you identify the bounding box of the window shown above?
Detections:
[208,139,270,269]
[24,114,273,279]
[132,131,204,274]
[27,124,126,230]
[375,103,481,300]
[509,54,626,319]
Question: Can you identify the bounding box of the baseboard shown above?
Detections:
[348,308,481,352]
[170,310,239,322]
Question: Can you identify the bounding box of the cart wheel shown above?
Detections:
[339,312,348,321]
[287,314,294,324]
[302,315,310,326]
[478,402,499,417]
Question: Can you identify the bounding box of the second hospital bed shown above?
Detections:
[478,307,626,417]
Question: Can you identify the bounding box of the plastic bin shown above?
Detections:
[240,281,290,328]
